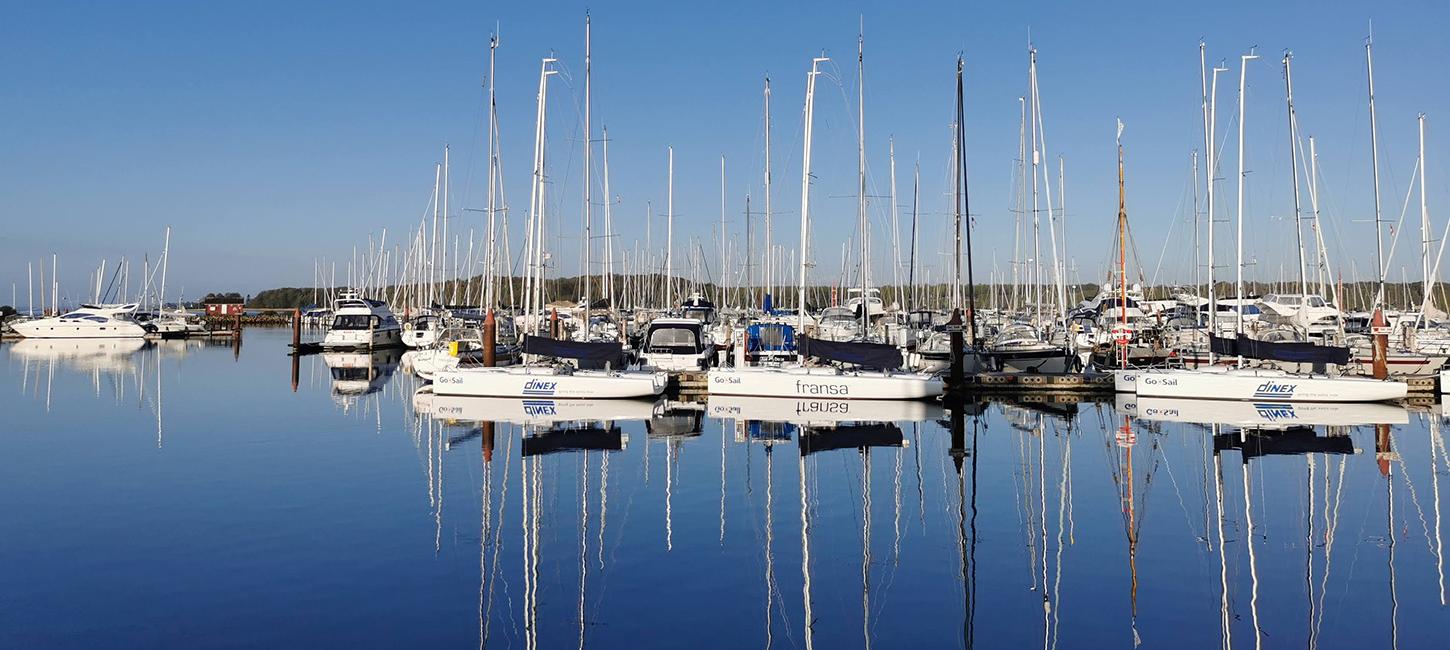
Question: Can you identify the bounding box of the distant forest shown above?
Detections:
[242,275,1446,313]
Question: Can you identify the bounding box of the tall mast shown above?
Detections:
[764,77,773,301]
[666,146,675,307]
[1283,52,1309,298]
[602,126,615,313]
[524,57,557,330]
[720,155,727,308]
[798,56,828,334]
[159,226,171,309]
[1366,34,1386,307]
[1199,41,1210,302]
[857,25,869,337]
[485,31,499,311]
[431,162,440,304]
[1308,136,1335,304]
[1206,57,1227,363]
[889,138,902,312]
[1028,48,1041,324]
[1235,50,1258,347]
[956,55,978,342]
[582,13,593,315]
[1420,114,1431,305]
[909,159,920,311]
[1029,46,1065,326]
[443,144,450,303]
[1117,118,1128,369]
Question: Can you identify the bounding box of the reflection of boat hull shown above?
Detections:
[1214,428,1356,458]
[1124,395,1408,427]
[9,338,147,370]
[707,366,944,400]
[434,365,668,399]
[413,388,662,425]
[322,350,400,396]
[1131,367,1406,402]
[706,394,943,424]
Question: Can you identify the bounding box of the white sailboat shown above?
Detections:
[1118,49,1405,403]
[707,51,942,401]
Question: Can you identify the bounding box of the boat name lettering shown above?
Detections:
[523,379,558,395]
[794,380,849,396]
[1142,376,1177,386]
[1253,402,1297,421]
[1252,381,1296,399]
[796,401,849,415]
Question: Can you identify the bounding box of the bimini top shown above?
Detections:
[522,335,624,365]
[798,335,903,370]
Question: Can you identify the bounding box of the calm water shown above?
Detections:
[3,328,1449,648]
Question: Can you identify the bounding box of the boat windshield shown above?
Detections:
[647,326,701,353]
[333,314,378,330]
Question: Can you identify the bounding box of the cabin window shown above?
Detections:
[333,314,378,330]
[647,327,701,353]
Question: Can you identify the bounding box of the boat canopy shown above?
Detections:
[1209,334,1351,366]
[522,335,625,365]
[798,335,903,370]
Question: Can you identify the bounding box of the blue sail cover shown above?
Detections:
[797,335,903,370]
[522,335,624,365]
[1209,334,1351,366]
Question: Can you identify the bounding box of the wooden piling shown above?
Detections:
[1371,307,1388,380]
[483,309,497,367]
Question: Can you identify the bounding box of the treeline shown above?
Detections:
[243,276,1443,313]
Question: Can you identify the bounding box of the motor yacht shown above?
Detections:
[9,303,149,339]
[320,291,403,350]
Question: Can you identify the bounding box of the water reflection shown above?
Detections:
[6,331,1450,647]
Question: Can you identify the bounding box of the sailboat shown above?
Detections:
[435,56,666,400]
[1119,50,1405,403]
[706,53,942,401]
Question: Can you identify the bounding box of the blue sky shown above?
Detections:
[3,0,1448,303]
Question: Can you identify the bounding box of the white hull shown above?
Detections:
[707,366,944,400]
[402,328,439,348]
[707,394,944,424]
[11,318,146,339]
[1133,367,1406,403]
[322,327,403,350]
[1112,369,1139,393]
[434,365,667,399]
[1120,395,1407,427]
[414,388,662,425]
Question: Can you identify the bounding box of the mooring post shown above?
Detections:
[483,309,497,368]
[948,308,965,393]
[291,307,301,348]
[1371,307,1389,380]
[550,308,559,339]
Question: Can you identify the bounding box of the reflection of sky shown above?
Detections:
[2,328,1448,647]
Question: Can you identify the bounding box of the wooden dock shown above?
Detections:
[961,372,1114,393]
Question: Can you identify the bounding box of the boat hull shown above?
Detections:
[706,366,944,400]
[11,318,147,339]
[321,327,403,350]
[434,365,667,399]
[1133,368,1406,402]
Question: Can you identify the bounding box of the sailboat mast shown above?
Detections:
[1199,42,1210,302]
[1117,119,1128,370]
[1235,51,1258,349]
[582,13,593,316]
[602,127,615,313]
[485,32,499,311]
[857,27,869,337]
[1206,58,1226,363]
[1420,114,1430,304]
[889,138,902,312]
[798,56,827,334]
[1283,52,1309,298]
[957,56,978,342]
[764,77,773,302]
[666,146,675,307]
[1366,36,1387,306]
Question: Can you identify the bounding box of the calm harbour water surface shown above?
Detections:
[3,328,1449,648]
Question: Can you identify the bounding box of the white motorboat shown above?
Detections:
[434,336,666,399]
[639,317,712,371]
[10,303,148,339]
[321,291,403,350]
[1130,366,1406,403]
[1122,395,1407,427]
[706,394,943,424]
[402,314,443,348]
[413,386,661,425]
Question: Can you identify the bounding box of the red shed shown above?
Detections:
[205,303,244,317]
